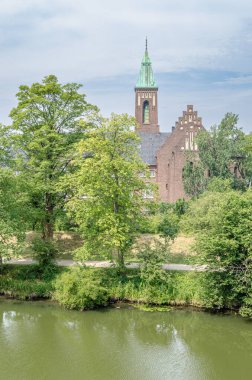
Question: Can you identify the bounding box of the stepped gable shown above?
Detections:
[134,41,205,202]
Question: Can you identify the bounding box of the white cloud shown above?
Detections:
[0,0,252,132]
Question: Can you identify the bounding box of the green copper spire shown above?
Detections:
[136,38,157,88]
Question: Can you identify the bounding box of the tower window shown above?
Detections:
[143,100,150,124]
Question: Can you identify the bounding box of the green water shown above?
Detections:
[0,301,251,380]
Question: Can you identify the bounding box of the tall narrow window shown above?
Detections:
[143,100,150,124]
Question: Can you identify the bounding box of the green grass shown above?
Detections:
[0,263,249,317]
[0,264,66,300]
[0,265,203,306]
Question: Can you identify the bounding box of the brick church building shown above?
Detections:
[135,41,204,202]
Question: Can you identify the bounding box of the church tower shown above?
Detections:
[135,39,159,133]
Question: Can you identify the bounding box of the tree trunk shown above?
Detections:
[117,249,124,268]
[42,193,54,240]
[117,249,126,277]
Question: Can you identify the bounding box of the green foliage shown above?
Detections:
[246,134,252,152]
[131,304,172,312]
[3,263,251,312]
[7,75,96,240]
[0,265,56,299]
[183,113,251,196]
[157,210,179,242]
[243,134,252,189]
[181,188,252,311]
[239,305,252,319]
[141,200,187,236]
[206,177,233,192]
[31,237,58,268]
[0,124,14,166]
[0,168,29,264]
[197,113,245,178]
[0,277,53,300]
[172,199,189,216]
[53,267,109,310]
[140,213,161,234]
[4,263,61,282]
[108,270,204,306]
[137,241,170,286]
[64,113,153,267]
[182,158,207,197]
[239,264,252,318]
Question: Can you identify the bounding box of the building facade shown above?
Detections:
[136,41,204,202]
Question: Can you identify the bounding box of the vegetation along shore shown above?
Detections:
[0,76,251,319]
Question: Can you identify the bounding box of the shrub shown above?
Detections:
[53,267,109,310]
[31,238,58,268]
[137,241,170,287]
[239,306,252,319]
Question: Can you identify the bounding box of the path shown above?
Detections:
[7,258,206,272]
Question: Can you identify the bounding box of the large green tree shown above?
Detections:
[181,185,252,315]
[63,113,153,268]
[8,75,95,241]
[183,113,250,196]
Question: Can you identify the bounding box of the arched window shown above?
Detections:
[143,100,150,124]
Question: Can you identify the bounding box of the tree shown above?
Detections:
[157,209,179,247]
[63,113,153,268]
[0,124,13,167]
[182,113,250,196]
[243,134,252,189]
[0,169,28,266]
[181,186,252,314]
[182,157,207,197]
[137,241,170,287]
[8,75,95,242]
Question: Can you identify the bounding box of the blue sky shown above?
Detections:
[0,0,252,133]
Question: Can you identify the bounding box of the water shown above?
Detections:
[0,301,251,380]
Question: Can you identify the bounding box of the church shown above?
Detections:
[135,41,204,202]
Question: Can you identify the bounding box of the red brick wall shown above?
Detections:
[135,88,159,133]
[156,105,204,202]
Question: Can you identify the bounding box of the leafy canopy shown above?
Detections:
[8,75,96,240]
[181,185,252,311]
[63,113,154,267]
[0,168,29,264]
[183,113,250,197]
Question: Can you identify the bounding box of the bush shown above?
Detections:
[53,267,109,310]
[157,211,179,242]
[137,241,170,287]
[140,214,161,234]
[31,238,58,268]
[181,190,252,313]
[239,306,252,319]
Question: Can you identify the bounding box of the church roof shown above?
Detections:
[135,39,158,89]
[138,131,170,165]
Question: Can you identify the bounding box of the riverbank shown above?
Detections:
[0,264,249,319]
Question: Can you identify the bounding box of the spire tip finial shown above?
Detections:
[145,37,148,52]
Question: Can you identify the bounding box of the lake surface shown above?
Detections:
[0,301,251,380]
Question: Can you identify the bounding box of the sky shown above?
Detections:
[0,0,252,133]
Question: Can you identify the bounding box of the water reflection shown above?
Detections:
[0,301,251,380]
